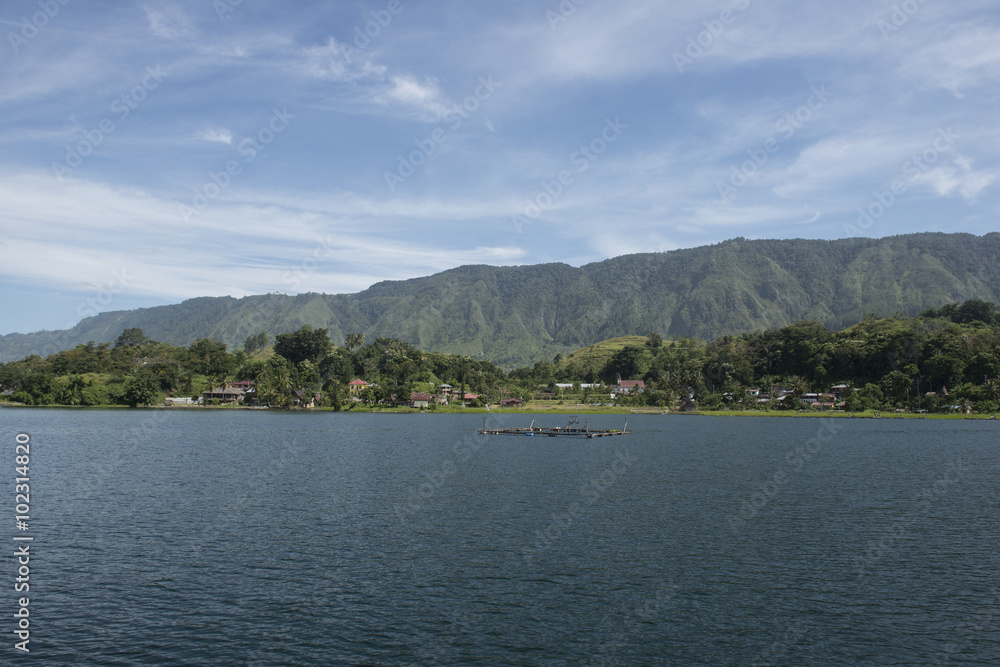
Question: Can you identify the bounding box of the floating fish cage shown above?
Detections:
[478,417,630,438]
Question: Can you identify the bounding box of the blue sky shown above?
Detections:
[1,0,998,335]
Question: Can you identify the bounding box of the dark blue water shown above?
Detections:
[0,409,997,665]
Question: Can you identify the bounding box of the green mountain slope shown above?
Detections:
[4,233,999,366]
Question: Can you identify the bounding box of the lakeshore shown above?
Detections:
[3,401,995,420]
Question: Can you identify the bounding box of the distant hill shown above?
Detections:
[3,232,999,367]
[561,336,651,366]
[552,336,652,380]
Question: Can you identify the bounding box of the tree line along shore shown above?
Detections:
[2,300,999,415]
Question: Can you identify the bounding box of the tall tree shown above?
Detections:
[115,328,149,348]
[124,375,158,407]
[955,299,997,325]
[345,332,364,351]
[189,339,235,377]
[274,325,333,365]
[255,356,293,406]
[243,333,268,354]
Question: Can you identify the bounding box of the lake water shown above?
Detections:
[1,409,997,665]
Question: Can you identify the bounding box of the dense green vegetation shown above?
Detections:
[511,301,1000,413]
[0,326,514,409]
[3,233,999,367]
[5,302,1000,414]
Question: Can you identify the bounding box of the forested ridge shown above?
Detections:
[3,232,998,367]
[3,300,999,413]
[511,299,1000,412]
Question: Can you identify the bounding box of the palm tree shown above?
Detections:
[788,375,810,397]
[345,332,364,351]
[272,364,292,397]
[178,369,195,396]
[254,368,274,405]
[984,378,1000,402]
[255,361,292,406]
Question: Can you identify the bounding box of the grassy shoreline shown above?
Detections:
[692,409,995,419]
[3,401,997,420]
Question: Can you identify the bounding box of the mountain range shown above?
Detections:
[4,232,998,367]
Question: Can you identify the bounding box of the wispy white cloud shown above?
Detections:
[303,38,387,82]
[142,1,198,41]
[379,74,451,120]
[912,157,998,202]
[0,169,525,301]
[199,129,233,144]
[1,0,998,334]
[893,24,1000,97]
[297,38,455,120]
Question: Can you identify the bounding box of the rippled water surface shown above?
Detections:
[2,409,998,665]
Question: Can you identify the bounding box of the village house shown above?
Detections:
[291,389,316,408]
[817,393,838,409]
[164,397,196,406]
[348,379,371,396]
[201,386,246,404]
[386,393,409,407]
[612,376,646,397]
[410,392,433,409]
[292,389,305,405]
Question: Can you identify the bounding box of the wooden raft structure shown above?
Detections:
[478,417,630,438]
